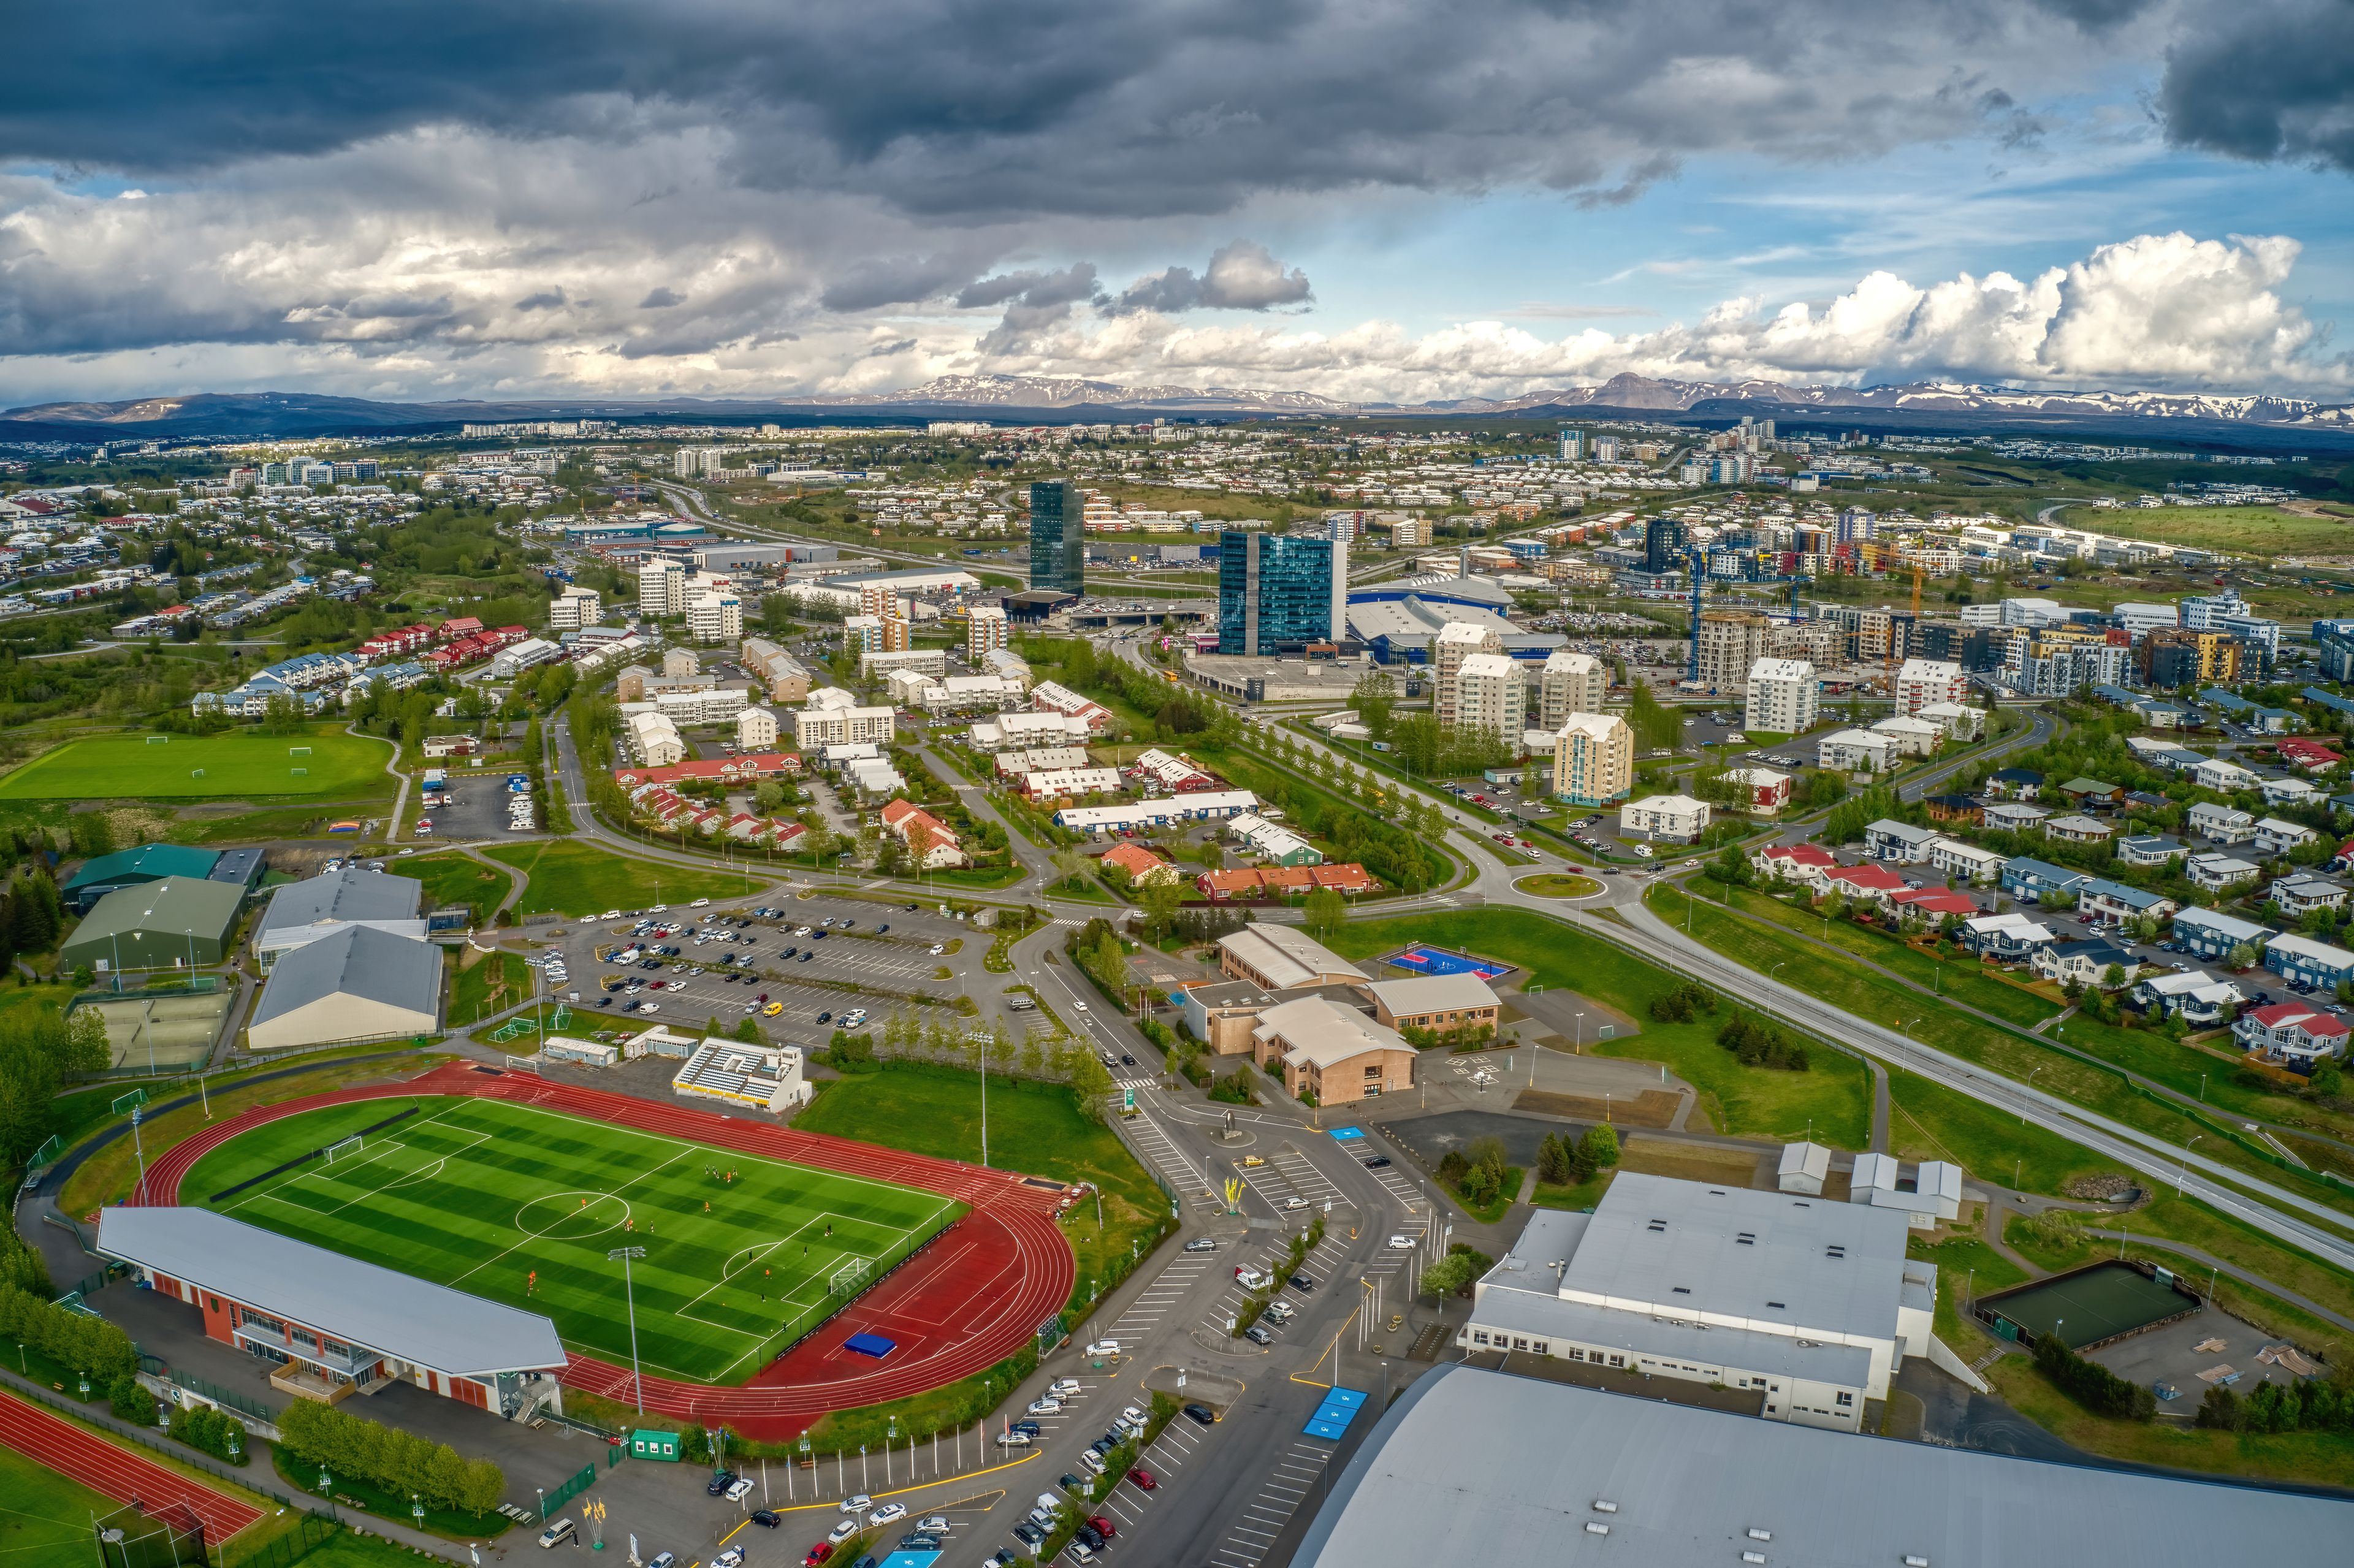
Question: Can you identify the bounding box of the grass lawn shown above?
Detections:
[1984,1353,2354,1488]
[172,805,389,845]
[2050,502,2354,558]
[281,1527,469,1568]
[1884,1066,2128,1198]
[793,1062,1166,1311]
[1325,909,1873,1147]
[1514,873,1601,898]
[0,728,392,801]
[1531,1169,1615,1211]
[1711,885,2058,1030]
[401,852,516,924]
[184,1095,962,1384]
[0,1432,126,1566]
[484,840,754,918]
[449,948,530,1027]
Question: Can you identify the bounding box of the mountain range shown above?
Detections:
[3,373,2350,445]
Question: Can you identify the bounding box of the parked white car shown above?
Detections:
[1083,1339,1120,1357]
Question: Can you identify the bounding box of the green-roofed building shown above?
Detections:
[61,877,245,973]
[63,843,222,913]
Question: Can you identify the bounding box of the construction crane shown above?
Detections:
[1685,544,1813,686]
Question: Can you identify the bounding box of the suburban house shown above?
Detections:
[1868,715,1943,757]
[2059,778,2127,812]
[2132,970,2245,1025]
[2035,938,2139,989]
[2193,758,2263,794]
[878,799,967,868]
[1887,888,1980,924]
[1753,843,1837,885]
[2117,834,2185,869]
[2255,817,2319,857]
[2271,873,2349,918]
[1100,842,1182,886]
[1863,820,1942,864]
[2172,907,2274,962]
[2261,778,2325,810]
[2276,738,2344,772]
[1917,701,1986,741]
[2076,879,2176,930]
[1926,839,2007,885]
[2264,932,2354,993]
[2235,1002,2352,1067]
[1962,911,2058,962]
[1721,767,1793,814]
[2187,853,2264,893]
[1819,862,1910,909]
[2043,814,2112,845]
[1998,858,2089,907]
[1923,794,1984,826]
[2187,803,2257,843]
[1982,802,2052,833]
[1984,768,2043,799]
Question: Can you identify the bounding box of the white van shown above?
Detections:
[538,1520,577,1549]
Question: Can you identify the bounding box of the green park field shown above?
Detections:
[2049,503,2354,558]
[0,729,392,801]
[483,840,753,918]
[183,1095,962,1383]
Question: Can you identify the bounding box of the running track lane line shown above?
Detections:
[0,1388,262,1542]
[132,1062,1077,1439]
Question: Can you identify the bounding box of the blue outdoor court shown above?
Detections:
[1380,945,1512,980]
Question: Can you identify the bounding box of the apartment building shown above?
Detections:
[1537,650,1606,731]
[638,556,688,616]
[1893,658,1967,715]
[1744,658,1818,734]
[1455,652,1525,747]
[1434,622,1501,728]
[686,591,742,644]
[1552,712,1633,807]
[549,585,602,630]
[1695,611,1772,694]
[967,603,1009,662]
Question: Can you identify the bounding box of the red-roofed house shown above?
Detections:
[2235,1002,2352,1068]
[2278,738,2345,772]
[612,752,801,790]
[1194,863,1378,900]
[1751,843,1836,885]
[1818,862,1910,908]
[1100,842,1180,886]
[1887,888,1981,921]
[880,798,966,868]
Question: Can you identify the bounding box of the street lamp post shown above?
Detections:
[2022,1065,2043,1124]
[2176,1134,2203,1196]
[609,1246,647,1412]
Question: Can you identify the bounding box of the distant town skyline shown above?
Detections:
[2,1,2350,406]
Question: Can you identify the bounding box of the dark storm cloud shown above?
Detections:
[0,1,2185,220]
[2158,1,2354,173]
[638,286,684,308]
[957,265,1099,311]
[821,254,989,313]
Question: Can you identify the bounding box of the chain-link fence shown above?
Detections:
[93,1502,208,1568]
[218,1512,343,1568]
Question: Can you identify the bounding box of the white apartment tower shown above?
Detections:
[1537,650,1607,731]
[1745,657,1819,735]
[1696,611,1772,695]
[549,585,602,630]
[1454,652,1525,747]
[1434,622,1502,728]
[637,557,688,617]
[687,592,743,644]
[1894,658,1968,716]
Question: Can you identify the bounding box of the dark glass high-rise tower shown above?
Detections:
[1217,531,1341,655]
[1028,479,1085,595]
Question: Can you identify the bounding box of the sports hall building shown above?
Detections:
[99,1206,567,1417]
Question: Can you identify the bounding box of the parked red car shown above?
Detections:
[1126,1467,1157,1491]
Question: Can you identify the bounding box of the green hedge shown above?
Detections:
[277,1398,505,1516]
[0,1282,135,1382]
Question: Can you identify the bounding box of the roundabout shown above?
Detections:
[1513,872,1604,899]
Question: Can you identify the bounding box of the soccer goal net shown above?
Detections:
[503,1054,543,1075]
[145,735,170,745]
[289,745,311,756]
[828,1255,872,1300]
[323,1135,364,1164]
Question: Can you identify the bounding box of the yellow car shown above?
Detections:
[1240,1155,1267,1168]
[763,1002,783,1017]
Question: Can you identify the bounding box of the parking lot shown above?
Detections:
[415,761,535,844]
[533,891,982,1039]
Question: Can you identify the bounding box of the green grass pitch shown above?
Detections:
[182,1097,963,1383]
[0,729,392,801]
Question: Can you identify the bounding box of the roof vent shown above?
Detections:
[1747,1530,1771,1542]
[1584,1522,1610,1537]
[1743,1555,1767,1566]
[1591,1500,1618,1514]
[1672,1287,1692,1295]
[1708,1189,1726,1195]
[1736,1232,1756,1245]
[1792,1201,1811,1208]
[1904,1558,1930,1567]
[1647,1219,1667,1231]
[1767,1301,1787,1310]
[1826,1244,1846,1259]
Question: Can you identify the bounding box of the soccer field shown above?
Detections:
[181,1096,963,1384]
[0,729,392,801]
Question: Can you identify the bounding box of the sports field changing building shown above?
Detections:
[99,1206,567,1415]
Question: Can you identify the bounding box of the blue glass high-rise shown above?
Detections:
[1028,479,1084,595]
[1217,531,1337,655]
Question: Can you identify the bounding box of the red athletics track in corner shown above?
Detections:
[0,1388,263,1542]
[134,1062,1077,1440]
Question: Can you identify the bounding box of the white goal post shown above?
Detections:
[503,1054,543,1075]
[323,1134,364,1163]
[827,1255,872,1299]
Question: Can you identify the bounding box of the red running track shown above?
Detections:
[134,1063,1076,1439]
[0,1387,263,1542]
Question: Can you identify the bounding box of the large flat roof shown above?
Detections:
[1556,1173,1912,1342]
[1469,1285,1874,1387]
[1216,925,1365,990]
[1293,1365,2354,1568]
[256,867,422,936]
[98,1206,565,1378]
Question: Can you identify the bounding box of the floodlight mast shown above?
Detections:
[609,1246,648,1413]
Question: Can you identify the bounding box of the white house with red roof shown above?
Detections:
[2276,737,2344,773]
[2236,1002,2351,1067]
[1887,888,1981,923]
[880,798,967,868]
[1818,862,1910,908]
[1751,843,1835,885]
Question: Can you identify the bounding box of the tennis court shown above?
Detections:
[1379,944,1513,980]
[1976,1261,2197,1350]
[72,991,234,1072]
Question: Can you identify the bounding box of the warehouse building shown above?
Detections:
[98,1206,566,1416]
[246,924,443,1051]
[1292,1364,2350,1568]
[61,877,245,973]
[251,867,426,970]
[1458,1174,1949,1432]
